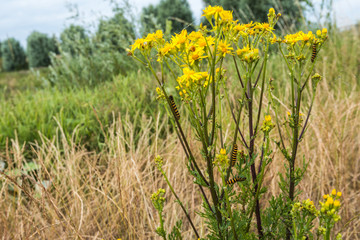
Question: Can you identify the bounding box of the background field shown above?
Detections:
[0,1,359,239]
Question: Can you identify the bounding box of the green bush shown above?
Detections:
[60,24,88,56]
[96,11,135,52]
[0,71,160,153]
[48,16,139,88]
[141,0,194,35]
[1,38,27,71]
[27,31,57,68]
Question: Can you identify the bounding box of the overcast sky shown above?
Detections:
[0,0,359,48]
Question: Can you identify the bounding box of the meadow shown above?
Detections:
[0,14,359,240]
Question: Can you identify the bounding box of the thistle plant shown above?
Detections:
[129,5,334,239]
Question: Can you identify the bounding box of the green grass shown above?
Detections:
[0,70,162,154]
[0,68,46,98]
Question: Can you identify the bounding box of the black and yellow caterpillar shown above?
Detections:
[231,144,238,166]
[169,95,180,120]
[226,176,246,185]
[311,43,317,63]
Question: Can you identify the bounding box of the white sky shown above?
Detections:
[0,0,359,48]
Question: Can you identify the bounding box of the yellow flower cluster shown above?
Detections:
[217,40,233,57]
[176,68,209,99]
[261,115,275,133]
[128,6,326,104]
[320,189,342,222]
[156,87,165,100]
[214,148,229,168]
[236,45,260,63]
[282,28,327,46]
[154,155,164,170]
[130,30,164,53]
[151,188,166,211]
[287,112,304,128]
[291,198,319,217]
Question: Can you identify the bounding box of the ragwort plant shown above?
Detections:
[129,5,338,239]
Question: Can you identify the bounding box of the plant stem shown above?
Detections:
[247,72,263,238]
[159,211,166,240]
[161,169,200,239]
[222,176,239,240]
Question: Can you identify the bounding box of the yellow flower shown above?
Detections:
[202,5,224,21]
[236,45,250,56]
[176,68,208,93]
[217,40,233,57]
[253,22,274,33]
[220,148,226,155]
[269,8,275,15]
[237,45,259,63]
[332,189,337,196]
[322,28,328,34]
[154,155,164,170]
[214,148,229,167]
[298,31,314,42]
[154,30,163,40]
[158,42,174,59]
[171,29,188,49]
[261,115,275,133]
[337,191,342,197]
[188,48,207,65]
[323,194,328,199]
[234,22,252,32]
[327,197,334,205]
[156,87,165,100]
[145,32,156,43]
[284,32,300,45]
[188,31,203,41]
[219,10,233,23]
[197,36,215,48]
[316,30,322,36]
[130,38,145,52]
[334,200,340,207]
[270,35,280,44]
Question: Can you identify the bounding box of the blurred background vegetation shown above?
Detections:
[0,0,346,154]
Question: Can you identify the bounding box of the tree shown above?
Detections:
[60,24,88,55]
[96,11,135,52]
[1,38,27,71]
[141,0,194,35]
[27,31,57,68]
[202,0,308,29]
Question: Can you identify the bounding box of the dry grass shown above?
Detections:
[0,29,359,239]
[1,78,359,239]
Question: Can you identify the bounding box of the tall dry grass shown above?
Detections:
[1,28,359,239]
[1,77,359,239]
